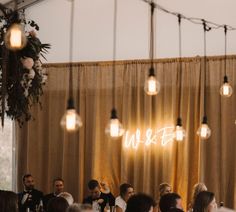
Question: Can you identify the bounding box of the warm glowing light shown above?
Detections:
[124,127,175,149]
[175,125,186,141]
[10,28,21,48]
[105,118,124,138]
[60,109,82,132]
[197,123,211,140]
[4,24,27,50]
[220,82,233,97]
[144,76,160,95]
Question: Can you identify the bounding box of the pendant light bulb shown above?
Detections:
[197,116,211,140]
[60,99,82,132]
[105,108,124,138]
[175,118,186,141]
[4,23,27,50]
[220,76,233,97]
[144,67,160,95]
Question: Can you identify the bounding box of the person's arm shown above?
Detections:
[115,205,123,212]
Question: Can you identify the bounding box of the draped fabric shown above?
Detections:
[16,56,236,209]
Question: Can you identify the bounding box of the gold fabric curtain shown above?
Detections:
[16,56,236,209]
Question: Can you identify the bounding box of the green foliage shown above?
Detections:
[0,18,50,126]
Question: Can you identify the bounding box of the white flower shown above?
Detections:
[21,57,34,70]
[41,75,47,83]
[34,60,42,69]
[28,69,35,79]
[27,79,32,87]
[20,80,25,87]
[24,89,29,97]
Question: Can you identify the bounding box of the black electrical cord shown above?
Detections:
[224,25,228,83]
[141,0,236,31]
[149,1,155,77]
[177,14,182,127]
[202,20,209,123]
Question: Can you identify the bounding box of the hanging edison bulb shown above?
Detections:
[60,99,82,132]
[144,67,161,95]
[105,108,124,138]
[220,76,233,97]
[197,117,211,140]
[175,118,186,141]
[4,23,27,50]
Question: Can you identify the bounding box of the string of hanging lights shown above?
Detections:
[144,1,160,96]
[141,0,235,139]
[141,0,236,31]
[60,0,83,132]
[59,0,236,136]
[196,20,211,140]
[175,14,186,142]
[105,0,124,138]
[220,26,233,97]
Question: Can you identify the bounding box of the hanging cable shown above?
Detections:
[150,1,154,68]
[175,14,186,141]
[112,0,117,109]
[68,0,75,100]
[203,19,208,119]
[196,20,211,140]
[224,25,227,77]
[105,0,124,138]
[220,25,233,97]
[60,0,83,132]
[177,14,182,119]
[144,1,160,95]
[141,0,236,31]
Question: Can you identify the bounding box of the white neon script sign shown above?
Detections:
[123,127,175,149]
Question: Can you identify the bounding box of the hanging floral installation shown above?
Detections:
[0,4,50,127]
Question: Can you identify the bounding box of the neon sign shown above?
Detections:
[123,127,175,149]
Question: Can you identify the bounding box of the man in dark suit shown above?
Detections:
[83,179,115,212]
[43,178,65,210]
[18,174,43,212]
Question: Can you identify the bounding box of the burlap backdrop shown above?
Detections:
[16,56,236,209]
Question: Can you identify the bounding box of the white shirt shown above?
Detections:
[115,196,127,211]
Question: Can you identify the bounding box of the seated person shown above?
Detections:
[115,183,134,212]
[18,174,43,212]
[47,196,69,212]
[67,203,93,212]
[58,192,74,205]
[188,183,207,211]
[0,190,18,212]
[126,193,156,212]
[159,193,183,212]
[193,191,217,212]
[44,178,65,209]
[83,179,115,212]
[159,183,172,197]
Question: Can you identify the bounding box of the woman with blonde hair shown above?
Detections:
[159,183,172,197]
[188,183,207,211]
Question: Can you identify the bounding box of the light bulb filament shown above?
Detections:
[148,78,157,93]
[10,28,22,48]
[66,112,76,131]
[223,84,229,95]
[200,126,207,138]
[110,121,120,137]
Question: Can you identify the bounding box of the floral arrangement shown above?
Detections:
[0,11,50,126]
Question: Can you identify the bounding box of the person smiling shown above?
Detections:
[115,183,134,212]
